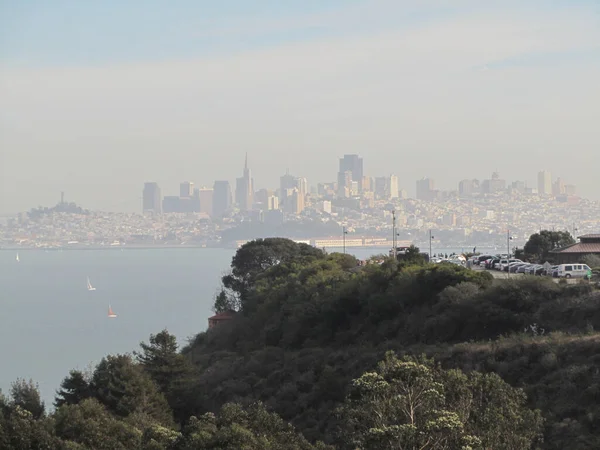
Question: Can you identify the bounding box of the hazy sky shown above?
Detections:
[1,0,599,213]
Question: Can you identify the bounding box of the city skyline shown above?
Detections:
[137,151,584,217]
[1,1,599,213]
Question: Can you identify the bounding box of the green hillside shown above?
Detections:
[2,238,599,449]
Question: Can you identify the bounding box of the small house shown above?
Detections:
[207,310,236,329]
[550,234,600,264]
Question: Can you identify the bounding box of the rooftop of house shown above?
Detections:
[208,310,236,321]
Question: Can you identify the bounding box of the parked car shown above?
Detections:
[501,259,522,271]
[516,264,531,274]
[557,263,592,279]
[509,263,526,273]
[476,255,494,266]
[487,258,501,270]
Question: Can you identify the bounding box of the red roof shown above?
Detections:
[579,234,600,239]
[208,311,236,320]
[551,243,600,254]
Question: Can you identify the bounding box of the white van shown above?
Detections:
[557,264,592,279]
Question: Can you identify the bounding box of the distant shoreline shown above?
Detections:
[0,244,491,252]
[0,244,392,251]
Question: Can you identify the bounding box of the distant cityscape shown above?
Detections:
[1,154,598,251]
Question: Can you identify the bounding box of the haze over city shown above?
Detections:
[1,0,600,214]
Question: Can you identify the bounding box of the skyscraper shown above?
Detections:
[142,182,162,214]
[213,180,232,217]
[416,178,435,201]
[235,153,254,211]
[280,171,298,209]
[180,181,194,198]
[198,187,213,216]
[338,154,363,196]
[538,170,552,195]
[389,175,399,199]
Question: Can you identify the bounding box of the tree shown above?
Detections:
[9,379,45,420]
[54,398,142,450]
[177,402,332,449]
[337,352,542,450]
[90,354,173,427]
[55,370,92,408]
[213,289,236,314]
[523,230,575,262]
[338,352,480,449]
[396,244,427,266]
[135,330,195,424]
[582,254,600,268]
[221,238,325,312]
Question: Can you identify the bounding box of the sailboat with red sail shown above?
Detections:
[108,304,117,318]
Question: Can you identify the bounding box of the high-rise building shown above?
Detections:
[416,178,435,201]
[337,170,353,198]
[235,153,254,211]
[267,195,279,210]
[291,188,305,214]
[553,177,565,196]
[362,176,374,193]
[480,172,505,194]
[180,181,194,198]
[162,196,180,213]
[374,175,398,200]
[142,182,162,214]
[389,175,399,199]
[458,179,479,197]
[213,180,232,217]
[337,154,363,195]
[537,170,552,195]
[198,187,213,215]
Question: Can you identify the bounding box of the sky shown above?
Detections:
[1,0,599,213]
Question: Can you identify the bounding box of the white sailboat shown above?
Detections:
[87,277,96,291]
[16,253,20,262]
[108,304,117,318]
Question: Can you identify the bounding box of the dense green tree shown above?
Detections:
[136,330,195,424]
[9,378,45,419]
[54,398,142,449]
[220,238,325,311]
[177,402,331,450]
[338,352,482,449]
[91,354,173,427]
[213,289,236,314]
[54,370,92,408]
[338,352,542,450]
[523,230,575,262]
[136,330,189,394]
[0,390,57,450]
[396,244,427,266]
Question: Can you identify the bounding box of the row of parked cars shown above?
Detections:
[472,255,593,279]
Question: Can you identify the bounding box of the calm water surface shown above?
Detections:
[0,248,234,406]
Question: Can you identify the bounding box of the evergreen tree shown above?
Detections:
[90,354,174,427]
[54,370,92,408]
[136,330,195,424]
[9,379,45,420]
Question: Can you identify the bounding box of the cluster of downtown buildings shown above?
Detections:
[142,154,403,219]
[2,155,596,250]
[142,154,579,221]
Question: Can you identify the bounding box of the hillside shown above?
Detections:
[2,238,599,449]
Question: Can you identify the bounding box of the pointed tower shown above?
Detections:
[236,153,254,210]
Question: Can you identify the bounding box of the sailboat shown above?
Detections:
[16,253,20,262]
[87,277,96,291]
[108,305,117,318]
